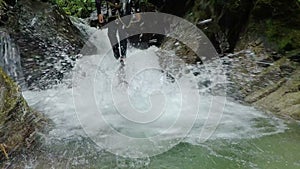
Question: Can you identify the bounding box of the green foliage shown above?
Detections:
[0,0,6,9]
[265,19,300,52]
[52,0,96,18]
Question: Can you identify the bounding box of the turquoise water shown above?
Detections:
[149,122,300,169]
[6,120,298,168]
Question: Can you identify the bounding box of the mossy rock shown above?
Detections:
[0,68,47,161]
[240,0,300,52]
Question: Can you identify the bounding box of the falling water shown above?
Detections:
[0,30,24,85]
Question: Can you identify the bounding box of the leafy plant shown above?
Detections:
[52,0,150,17]
[52,0,96,18]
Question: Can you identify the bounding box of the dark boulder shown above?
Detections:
[2,0,85,89]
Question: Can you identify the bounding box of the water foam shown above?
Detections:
[23,44,287,149]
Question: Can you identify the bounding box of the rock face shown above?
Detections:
[0,67,47,162]
[160,0,300,54]
[160,0,300,119]
[2,0,85,89]
[227,50,300,120]
[250,68,300,120]
[240,0,300,52]
[0,0,84,162]
[227,0,300,120]
[183,0,254,53]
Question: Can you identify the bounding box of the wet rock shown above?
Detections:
[286,49,300,63]
[0,67,47,162]
[256,58,274,68]
[253,68,300,120]
[0,30,24,84]
[228,48,300,120]
[3,0,86,89]
[239,0,300,52]
[159,0,300,119]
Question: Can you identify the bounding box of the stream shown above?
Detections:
[3,19,300,169]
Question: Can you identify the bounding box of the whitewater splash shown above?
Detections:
[22,34,287,159]
[22,12,287,159]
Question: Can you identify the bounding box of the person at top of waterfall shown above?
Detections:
[96,0,141,65]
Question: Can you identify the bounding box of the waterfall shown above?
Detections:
[0,30,24,85]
